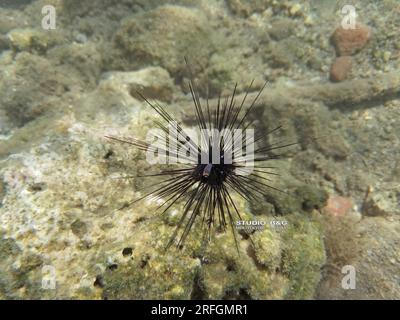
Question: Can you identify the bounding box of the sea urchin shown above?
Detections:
[106,62,296,251]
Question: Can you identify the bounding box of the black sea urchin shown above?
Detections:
[106,63,296,251]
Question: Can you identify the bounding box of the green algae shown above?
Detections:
[281,213,326,299]
[101,191,326,299]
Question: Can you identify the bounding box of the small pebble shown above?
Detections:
[289,4,302,16]
[383,51,391,62]
[364,192,393,217]
[330,56,353,82]
[331,24,371,56]
[74,33,87,44]
[304,15,314,26]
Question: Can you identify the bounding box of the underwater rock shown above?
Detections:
[111,5,214,77]
[199,237,289,299]
[47,42,103,88]
[226,0,273,17]
[0,236,22,299]
[0,35,10,51]
[324,195,353,217]
[318,216,400,299]
[7,28,64,54]
[268,18,296,41]
[102,189,326,300]
[7,28,47,53]
[330,56,353,82]
[0,179,4,205]
[267,43,293,69]
[317,132,350,161]
[1,0,35,9]
[71,219,88,238]
[0,9,26,34]
[364,191,397,217]
[296,185,328,212]
[0,94,327,299]
[284,72,400,109]
[250,228,282,271]
[102,250,201,299]
[0,52,83,128]
[331,24,371,57]
[0,236,21,259]
[100,67,175,103]
[0,49,13,66]
[205,49,265,95]
[280,213,326,299]
[62,0,197,18]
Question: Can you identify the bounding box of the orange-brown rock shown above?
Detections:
[324,195,353,217]
[330,56,353,82]
[331,24,371,56]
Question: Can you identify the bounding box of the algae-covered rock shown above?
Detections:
[0,236,21,259]
[0,8,28,34]
[206,48,265,95]
[7,28,65,54]
[0,51,82,127]
[0,91,326,299]
[0,35,10,51]
[101,192,326,300]
[46,42,103,87]
[0,179,5,206]
[226,0,273,17]
[364,191,398,217]
[70,219,88,238]
[100,67,175,103]
[111,5,214,77]
[102,250,201,300]
[259,183,328,216]
[0,54,328,299]
[62,0,197,18]
[296,185,328,212]
[281,213,326,299]
[318,215,400,299]
[250,227,282,271]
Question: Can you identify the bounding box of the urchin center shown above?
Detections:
[197,162,234,186]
